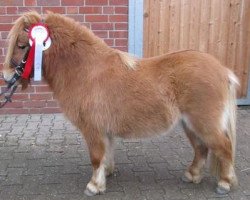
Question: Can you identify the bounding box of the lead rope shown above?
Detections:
[0,84,18,108]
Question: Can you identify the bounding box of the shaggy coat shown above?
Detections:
[3,12,239,196]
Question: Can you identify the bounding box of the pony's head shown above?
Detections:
[3,11,41,88]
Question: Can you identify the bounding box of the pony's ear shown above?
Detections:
[22,11,41,28]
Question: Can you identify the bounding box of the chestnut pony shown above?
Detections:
[3,12,239,196]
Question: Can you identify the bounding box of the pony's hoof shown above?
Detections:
[84,182,105,196]
[84,188,105,196]
[182,171,202,184]
[84,188,97,196]
[192,175,202,184]
[181,175,192,183]
[216,186,230,195]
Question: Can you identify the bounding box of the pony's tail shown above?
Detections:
[210,70,239,179]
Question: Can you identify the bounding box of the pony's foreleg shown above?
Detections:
[81,126,107,196]
[182,122,208,184]
[103,135,115,177]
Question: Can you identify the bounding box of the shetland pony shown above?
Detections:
[3,12,239,196]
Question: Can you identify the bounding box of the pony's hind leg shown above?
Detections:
[208,131,237,194]
[182,120,208,184]
[184,114,237,194]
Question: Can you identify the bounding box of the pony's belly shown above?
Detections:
[113,110,180,138]
[116,122,178,138]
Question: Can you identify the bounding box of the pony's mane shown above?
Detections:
[5,11,137,70]
[44,12,137,70]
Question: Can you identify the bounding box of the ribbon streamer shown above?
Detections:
[34,41,43,81]
[22,41,35,79]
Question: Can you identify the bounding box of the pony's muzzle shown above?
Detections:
[2,65,15,82]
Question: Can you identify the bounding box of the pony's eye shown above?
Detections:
[17,45,26,49]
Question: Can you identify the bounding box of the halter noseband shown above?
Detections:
[10,47,30,83]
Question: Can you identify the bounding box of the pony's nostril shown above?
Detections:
[0,72,3,79]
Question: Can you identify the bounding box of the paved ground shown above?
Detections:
[0,108,249,200]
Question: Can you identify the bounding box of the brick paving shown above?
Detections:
[0,108,249,200]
